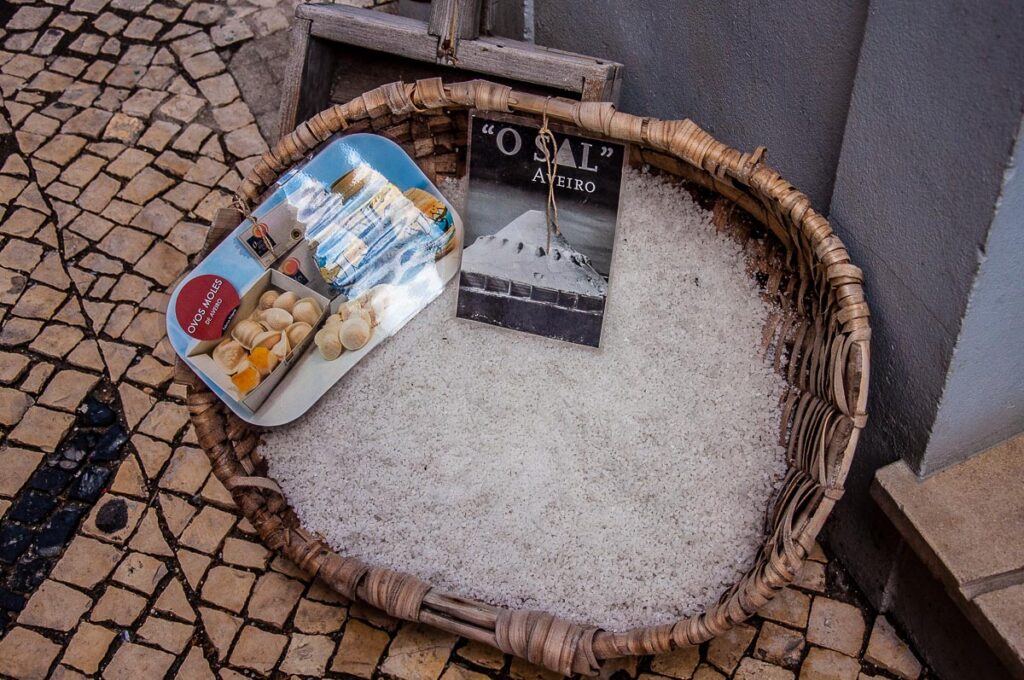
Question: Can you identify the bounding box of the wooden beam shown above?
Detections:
[428,0,482,41]
[277,17,313,145]
[295,3,619,98]
[454,37,621,96]
[300,5,437,61]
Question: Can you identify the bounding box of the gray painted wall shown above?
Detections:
[534,0,1024,478]
[825,0,1024,600]
[534,0,868,209]
[925,117,1024,475]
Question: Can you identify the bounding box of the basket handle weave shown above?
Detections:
[191,78,870,676]
[233,79,770,209]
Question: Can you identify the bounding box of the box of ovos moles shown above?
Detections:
[184,270,329,412]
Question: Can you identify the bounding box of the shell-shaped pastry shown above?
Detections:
[340,317,371,351]
[252,329,283,351]
[315,327,343,361]
[251,330,290,360]
[269,332,290,359]
[285,322,312,347]
[292,298,322,326]
[231,319,264,349]
[339,295,375,326]
[258,289,279,310]
[212,339,248,375]
[367,284,397,306]
[366,285,395,324]
[341,307,372,327]
[261,307,293,331]
[337,299,362,321]
[231,366,260,394]
[248,346,279,377]
[273,291,299,313]
[324,313,342,329]
[359,305,377,328]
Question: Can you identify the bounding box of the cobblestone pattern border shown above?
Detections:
[0,385,127,629]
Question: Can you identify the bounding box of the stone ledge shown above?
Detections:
[872,433,1024,679]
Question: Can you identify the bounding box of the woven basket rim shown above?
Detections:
[187,78,870,677]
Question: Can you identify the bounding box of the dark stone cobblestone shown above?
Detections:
[36,505,85,556]
[93,496,127,532]
[71,465,110,501]
[0,525,33,565]
[0,385,131,632]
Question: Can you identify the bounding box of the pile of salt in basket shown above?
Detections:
[184,79,870,677]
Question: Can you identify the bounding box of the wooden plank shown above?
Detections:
[582,65,622,103]
[428,0,482,40]
[454,36,614,93]
[299,4,438,62]
[295,36,338,130]
[277,17,312,142]
[301,3,613,74]
[296,3,620,100]
[324,44,567,110]
[277,19,339,139]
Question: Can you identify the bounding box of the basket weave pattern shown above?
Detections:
[187,78,870,677]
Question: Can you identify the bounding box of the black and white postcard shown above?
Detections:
[457,113,624,347]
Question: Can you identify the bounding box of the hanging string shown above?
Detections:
[537,99,561,255]
[234,193,274,255]
[439,0,460,61]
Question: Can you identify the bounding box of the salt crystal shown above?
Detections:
[264,168,788,631]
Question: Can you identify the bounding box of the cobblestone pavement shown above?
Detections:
[0,0,934,678]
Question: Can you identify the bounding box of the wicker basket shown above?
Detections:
[186,78,870,677]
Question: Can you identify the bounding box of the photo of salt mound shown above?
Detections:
[263,168,789,631]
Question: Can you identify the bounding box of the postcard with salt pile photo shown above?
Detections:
[458,113,625,347]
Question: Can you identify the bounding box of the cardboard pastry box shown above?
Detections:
[187,270,329,412]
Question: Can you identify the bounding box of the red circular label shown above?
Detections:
[280,258,299,276]
[174,274,241,341]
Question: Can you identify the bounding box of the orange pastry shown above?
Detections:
[231,366,260,394]
[248,346,279,376]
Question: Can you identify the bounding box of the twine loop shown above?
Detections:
[438,0,460,61]
[537,99,561,254]
[231,192,250,220]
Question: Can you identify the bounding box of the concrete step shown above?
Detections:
[872,433,1024,679]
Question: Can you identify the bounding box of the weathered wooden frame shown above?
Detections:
[277,2,622,139]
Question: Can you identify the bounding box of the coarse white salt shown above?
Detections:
[263,168,789,631]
